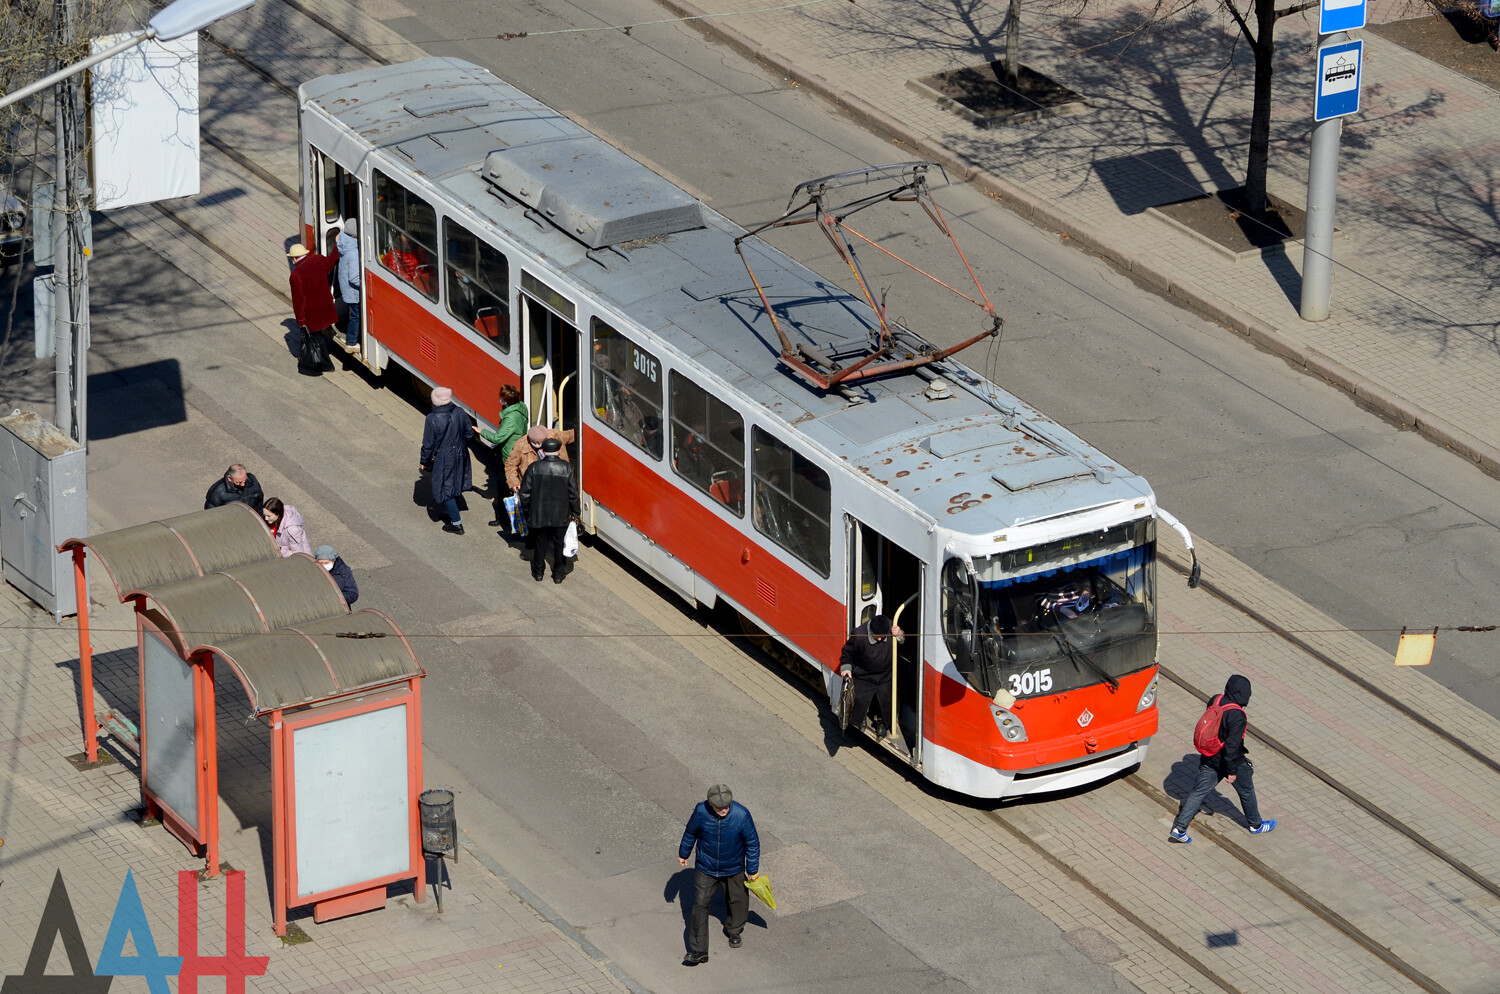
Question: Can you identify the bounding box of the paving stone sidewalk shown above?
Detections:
[649,0,1500,473]
[0,581,635,994]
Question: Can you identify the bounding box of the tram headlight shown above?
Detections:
[991,706,1028,743]
[1136,675,1160,713]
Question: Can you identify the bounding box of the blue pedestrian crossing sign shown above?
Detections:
[1315,39,1363,121]
[1320,0,1366,32]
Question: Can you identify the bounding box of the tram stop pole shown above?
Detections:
[1299,110,1342,322]
[1301,15,1360,322]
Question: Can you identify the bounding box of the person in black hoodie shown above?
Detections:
[1169,674,1277,843]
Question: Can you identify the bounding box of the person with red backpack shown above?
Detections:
[1168,674,1277,843]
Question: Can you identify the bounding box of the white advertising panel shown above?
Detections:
[291,704,410,898]
[89,33,200,210]
[142,631,198,830]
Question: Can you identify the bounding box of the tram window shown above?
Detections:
[592,319,663,460]
[372,170,438,301]
[317,149,359,227]
[751,428,831,577]
[443,218,510,352]
[669,372,744,516]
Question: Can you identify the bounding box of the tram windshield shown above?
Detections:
[942,519,1156,699]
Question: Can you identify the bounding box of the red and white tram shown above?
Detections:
[298,58,1199,799]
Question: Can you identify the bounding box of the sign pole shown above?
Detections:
[1300,84,1343,321]
[1301,14,1361,322]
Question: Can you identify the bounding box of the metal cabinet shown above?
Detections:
[1,411,86,618]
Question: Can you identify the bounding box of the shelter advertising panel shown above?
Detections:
[288,702,411,899]
[142,629,199,834]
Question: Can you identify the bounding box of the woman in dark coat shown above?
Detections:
[419,385,473,534]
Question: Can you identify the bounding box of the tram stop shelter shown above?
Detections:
[60,504,428,934]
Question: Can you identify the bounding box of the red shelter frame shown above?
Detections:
[61,507,428,934]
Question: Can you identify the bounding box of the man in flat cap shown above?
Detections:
[287,240,339,376]
[677,784,760,966]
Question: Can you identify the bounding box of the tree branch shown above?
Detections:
[1275,0,1319,18]
[1222,0,1255,44]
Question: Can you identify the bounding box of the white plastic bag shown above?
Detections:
[563,520,579,558]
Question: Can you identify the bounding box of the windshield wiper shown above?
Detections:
[1047,609,1120,691]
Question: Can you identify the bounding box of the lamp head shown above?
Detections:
[148,0,256,41]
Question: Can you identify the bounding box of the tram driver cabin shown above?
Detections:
[298,58,1198,800]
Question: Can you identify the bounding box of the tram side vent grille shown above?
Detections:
[419,336,437,366]
[756,577,777,608]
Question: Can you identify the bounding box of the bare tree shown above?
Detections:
[0,0,131,368]
[1082,0,1498,217]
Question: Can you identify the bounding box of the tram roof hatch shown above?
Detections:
[482,141,704,250]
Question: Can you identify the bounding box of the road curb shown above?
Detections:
[653,0,1500,478]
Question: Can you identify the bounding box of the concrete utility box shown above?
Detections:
[0,410,86,618]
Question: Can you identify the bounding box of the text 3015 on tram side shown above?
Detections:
[298,58,1200,799]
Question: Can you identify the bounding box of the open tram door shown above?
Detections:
[519,271,581,465]
[310,146,361,257]
[845,517,923,761]
[308,144,364,354]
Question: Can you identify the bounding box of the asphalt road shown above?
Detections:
[0,0,1492,989]
[376,0,1500,717]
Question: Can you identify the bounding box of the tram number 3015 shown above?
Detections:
[1009,669,1054,697]
[632,347,659,383]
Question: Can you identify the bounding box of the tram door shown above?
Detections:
[846,518,924,756]
[519,272,581,466]
[311,147,361,255]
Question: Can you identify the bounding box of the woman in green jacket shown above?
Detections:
[479,383,528,528]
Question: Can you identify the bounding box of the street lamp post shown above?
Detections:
[0,0,257,444]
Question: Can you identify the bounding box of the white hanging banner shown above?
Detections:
[89,32,200,210]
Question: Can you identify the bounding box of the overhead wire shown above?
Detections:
[471,0,1487,350]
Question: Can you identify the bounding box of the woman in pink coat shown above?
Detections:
[262,497,312,557]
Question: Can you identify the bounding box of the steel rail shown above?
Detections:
[982,809,1243,994]
[1124,777,1453,994]
[1159,551,1500,778]
[166,17,1491,994]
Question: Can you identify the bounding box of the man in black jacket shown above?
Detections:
[518,437,579,584]
[839,614,904,741]
[204,464,265,513]
[1169,674,1277,843]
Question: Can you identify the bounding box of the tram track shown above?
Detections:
[130,6,1500,991]
[1118,778,1453,994]
[1160,552,1500,778]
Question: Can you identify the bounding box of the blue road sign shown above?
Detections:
[1320,0,1366,33]
[1482,0,1500,18]
[1315,39,1363,121]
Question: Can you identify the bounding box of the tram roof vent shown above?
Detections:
[402,93,490,118]
[991,455,1092,492]
[481,138,704,249]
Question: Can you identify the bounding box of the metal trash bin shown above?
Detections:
[418,788,457,858]
[418,788,458,912]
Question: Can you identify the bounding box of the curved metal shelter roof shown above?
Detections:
[60,503,277,592]
[62,506,423,714]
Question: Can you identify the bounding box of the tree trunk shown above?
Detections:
[1242,0,1277,215]
[1003,0,1022,83]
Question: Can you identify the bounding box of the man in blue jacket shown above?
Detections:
[677,784,760,966]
